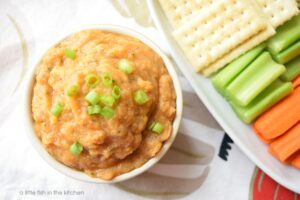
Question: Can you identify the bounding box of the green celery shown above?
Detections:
[230,80,293,123]
[226,52,286,106]
[267,14,300,54]
[273,40,300,64]
[281,56,300,81]
[211,43,266,97]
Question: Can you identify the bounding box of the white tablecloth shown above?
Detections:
[0,1,296,199]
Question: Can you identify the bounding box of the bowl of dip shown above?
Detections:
[23,25,182,183]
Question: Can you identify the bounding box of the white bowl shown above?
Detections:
[23,25,183,183]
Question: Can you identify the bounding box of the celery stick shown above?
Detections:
[273,40,300,64]
[230,80,293,123]
[211,43,266,96]
[281,56,300,81]
[267,14,300,54]
[226,52,286,106]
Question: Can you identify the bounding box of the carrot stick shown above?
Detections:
[291,153,300,169]
[293,75,300,88]
[268,146,297,165]
[254,87,300,139]
[252,126,273,144]
[269,123,300,163]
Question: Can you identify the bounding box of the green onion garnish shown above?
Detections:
[112,85,121,100]
[50,103,64,117]
[149,122,156,130]
[67,85,79,97]
[100,107,115,119]
[149,122,164,134]
[133,90,149,105]
[85,91,101,105]
[87,106,94,115]
[85,73,100,88]
[64,48,76,60]
[101,72,113,87]
[118,59,133,74]
[70,141,83,155]
[87,105,102,115]
[99,95,115,107]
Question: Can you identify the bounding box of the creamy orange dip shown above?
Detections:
[31,30,176,180]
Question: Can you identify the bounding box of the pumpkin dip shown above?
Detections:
[31,30,176,180]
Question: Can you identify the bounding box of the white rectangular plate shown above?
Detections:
[147,0,300,193]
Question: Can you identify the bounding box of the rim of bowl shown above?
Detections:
[23,24,183,183]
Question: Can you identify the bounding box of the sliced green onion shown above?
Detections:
[118,59,133,74]
[85,73,100,88]
[112,85,121,100]
[70,141,83,155]
[100,95,115,107]
[148,122,156,130]
[133,90,149,105]
[149,122,164,134]
[50,103,64,117]
[100,107,115,119]
[85,91,101,105]
[67,85,79,97]
[87,105,102,115]
[87,106,93,115]
[64,48,76,60]
[101,72,113,87]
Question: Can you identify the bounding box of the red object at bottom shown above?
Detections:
[251,168,299,200]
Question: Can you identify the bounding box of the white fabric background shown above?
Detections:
[0,0,255,199]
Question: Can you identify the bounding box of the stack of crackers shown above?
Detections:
[159,0,299,76]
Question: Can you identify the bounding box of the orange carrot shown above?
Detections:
[252,126,273,144]
[291,153,300,169]
[254,87,300,140]
[293,76,300,88]
[268,146,297,165]
[269,123,300,163]
[282,155,295,165]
